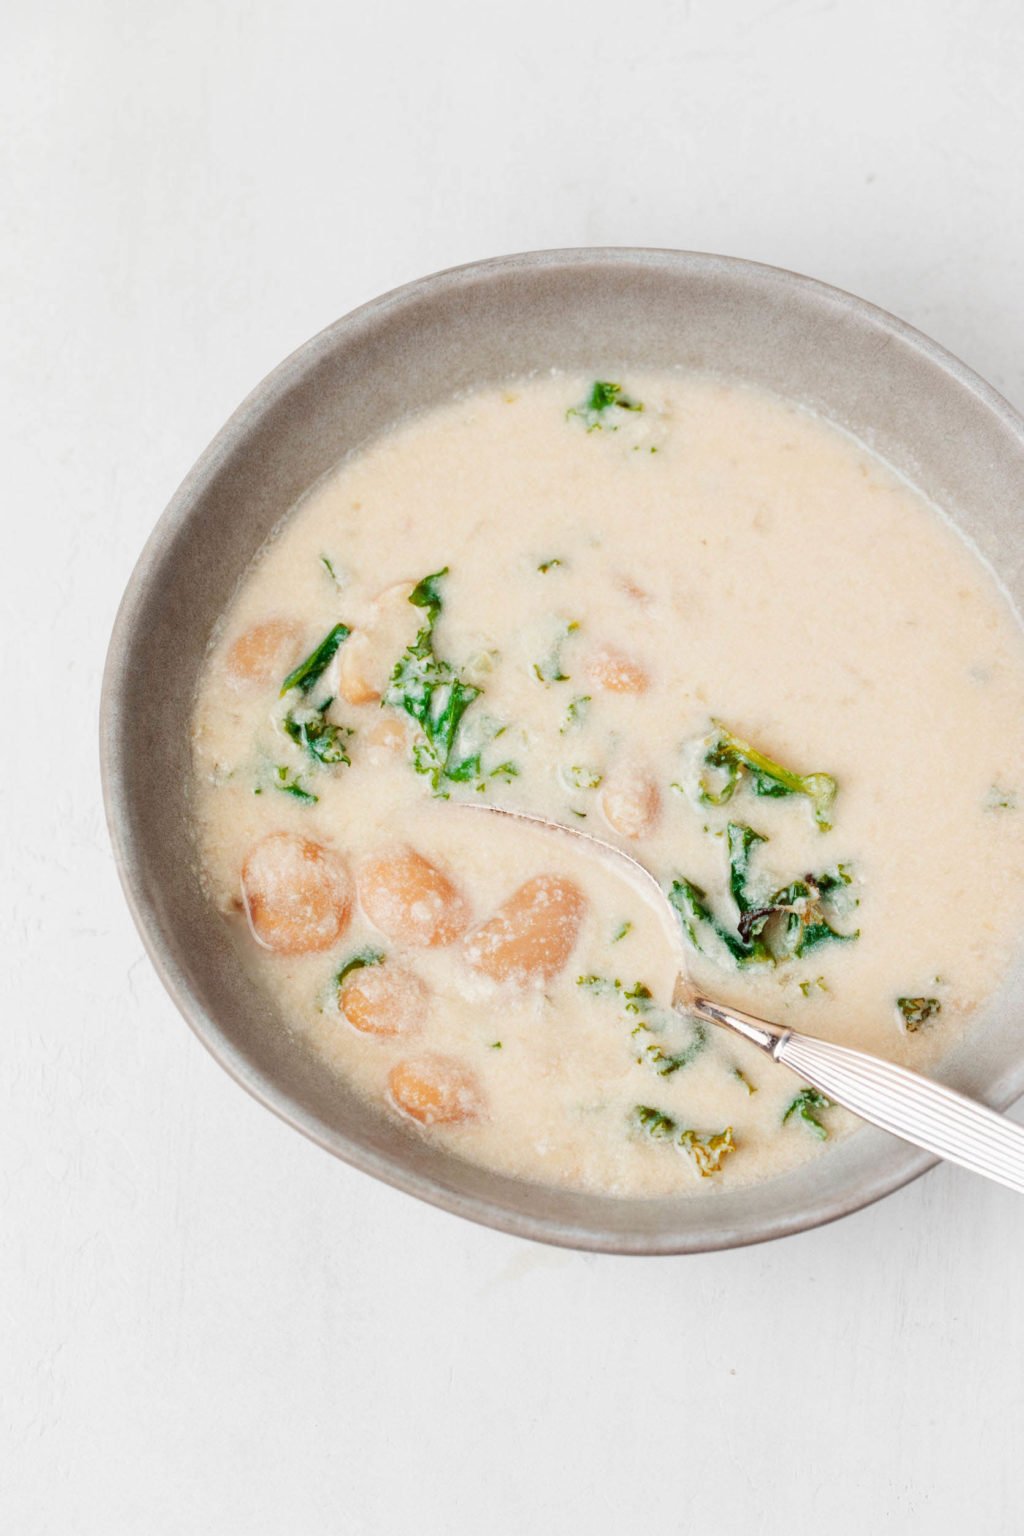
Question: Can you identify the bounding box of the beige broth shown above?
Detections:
[191,373,1024,1197]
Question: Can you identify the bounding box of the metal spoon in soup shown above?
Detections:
[458,801,1024,1197]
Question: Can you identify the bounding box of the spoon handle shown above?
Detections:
[689,991,1024,1195]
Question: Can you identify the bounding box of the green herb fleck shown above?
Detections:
[490,1040,503,1050]
[632,1016,709,1077]
[611,921,633,943]
[732,1067,757,1094]
[984,785,1017,811]
[561,695,591,733]
[281,623,351,697]
[623,981,653,1012]
[577,975,706,1076]
[897,996,942,1032]
[272,766,318,805]
[538,558,564,574]
[576,973,622,999]
[336,948,385,986]
[568,380,644,431]
[634,1105,677,1139]
[783,1088,832,1140]
[564,764,603,790]
[533,620,578,684]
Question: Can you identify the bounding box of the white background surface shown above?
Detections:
[4,2,1024,1531]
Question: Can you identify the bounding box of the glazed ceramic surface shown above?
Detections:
[101,249,1024,1253]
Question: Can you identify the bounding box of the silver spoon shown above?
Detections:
[459,801,1024,1195]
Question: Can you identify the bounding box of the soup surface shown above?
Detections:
[191,372,1024,1196]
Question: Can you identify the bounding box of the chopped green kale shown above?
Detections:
[679,1127,736,1177]
[693,721,837,831]
[569,380,644,431]
[336,947,385,986]
[384,568,515,795]
[576,974,707,1076]
[669,824,857,970]
[576,973,624,1000]
[726,821,767,915]
[740,867,857,961]
[407,567,447,625]
[897,996,942,1032]
[564,764,603,790]
[634,1104,677,1139]
[280,623,351,697]
[561,694,591,733]
[783,1088,833,1140]
[623,981,653,1011]
[283,699,353,766]
[272,766,318,805]
[576,974,651,1010]
[533,620,578,684]
[633,1107,736,1175]
[632,1015,709,1077]
[667,877,751,965]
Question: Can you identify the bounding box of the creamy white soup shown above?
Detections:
[190,373,1024,1197]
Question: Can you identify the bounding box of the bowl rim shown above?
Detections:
[100,246,1024,1254]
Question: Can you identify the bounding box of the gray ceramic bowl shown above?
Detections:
[101,248,1024,1253]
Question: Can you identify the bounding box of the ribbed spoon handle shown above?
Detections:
[773,1030,1024,1194]
[683,989,1024,1194]
[452,808,1024,1198]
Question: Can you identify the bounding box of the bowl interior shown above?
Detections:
[102,249,1024,1252]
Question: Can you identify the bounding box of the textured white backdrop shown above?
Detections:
[4,2,1024,1531]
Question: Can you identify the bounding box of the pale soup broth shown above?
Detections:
[191,373,1024,1196]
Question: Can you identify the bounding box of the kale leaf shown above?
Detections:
[533,620,578,684]
[634,1104,677,1139]
[336,947,385,986]
[694,721,837,831]
[272,766,318,805]
[280,623,351,697]
[576,974,708,1076]
[283,699,353,766]
[384,568,516,795]
[667,877,751,965]
[568,380,644,431]
[669,823,857,970]
[897,996,942,1032]
[561,695,591,733]
[633,1106,736,1175]
[783,1088,833,1139]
